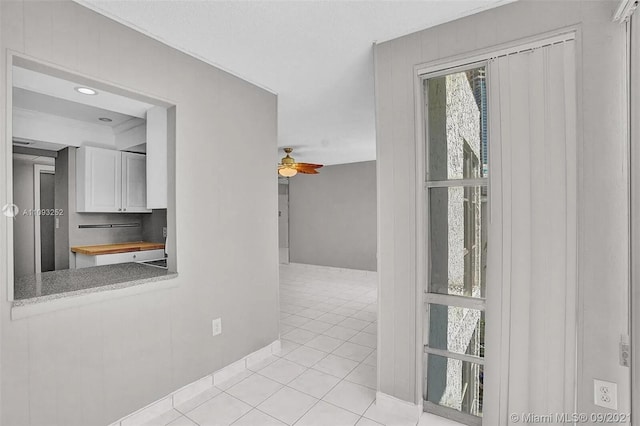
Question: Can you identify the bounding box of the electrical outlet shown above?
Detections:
[162,227,167,238]
[594,379,618,410]
[212,318,222,336]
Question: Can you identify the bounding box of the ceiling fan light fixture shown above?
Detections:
[278,167,297,177]
[277,147,321,177]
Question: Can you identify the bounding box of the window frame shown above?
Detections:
[420,62,489,426]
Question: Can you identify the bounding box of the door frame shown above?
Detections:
[33,164,54,273]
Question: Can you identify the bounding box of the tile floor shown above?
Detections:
[139,264,454,426]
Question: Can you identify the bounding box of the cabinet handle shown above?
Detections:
[123,208,127,211]
[118,208,122,211]
[133,254,137,259]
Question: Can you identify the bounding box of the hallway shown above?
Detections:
[138,264,380,425]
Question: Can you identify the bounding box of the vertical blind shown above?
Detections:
[485,39,577,425]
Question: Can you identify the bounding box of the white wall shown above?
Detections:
[374,0,630,418]
[289,161,377,271]
[0,2,278,425]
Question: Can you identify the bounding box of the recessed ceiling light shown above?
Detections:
[75,86,97,95]
[98,117,113,122]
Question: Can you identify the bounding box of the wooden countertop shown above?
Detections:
[71,241,165,255]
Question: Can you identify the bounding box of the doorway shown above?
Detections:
[278,180,289,264]
[34,164,55,273]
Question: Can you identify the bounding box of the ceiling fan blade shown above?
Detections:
[296,167,320,174]
[295,163,322,174]
[296,162,323,169]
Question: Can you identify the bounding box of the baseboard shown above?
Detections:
[287,262,377,279]
[109,340,281,426]
[375,391,423,423]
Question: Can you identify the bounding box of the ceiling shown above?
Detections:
[13,65,154,119]
[13,88,142,128]
[80,0,515,165]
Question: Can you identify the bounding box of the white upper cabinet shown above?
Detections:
[76,146,151,213]
[76,146,121,212]
[121,152,150,213]
[146,106,168,209]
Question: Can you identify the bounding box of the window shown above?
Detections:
[423,65,488,426]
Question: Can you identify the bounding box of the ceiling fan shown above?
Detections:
[278,147,323,177]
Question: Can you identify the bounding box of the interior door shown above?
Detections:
[39,171,55,272]
[278,182,289,264]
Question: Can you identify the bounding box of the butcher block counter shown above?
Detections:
[71,242,166,269]
[71,241,165,255]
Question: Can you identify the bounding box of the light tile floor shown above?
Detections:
[140,264,454,426]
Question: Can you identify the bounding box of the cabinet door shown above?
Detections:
[146,106,168,209]
[77,146,121,212]
[122,152,151,213]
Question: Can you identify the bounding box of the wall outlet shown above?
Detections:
[212,318,222,336]
[594,379,618,410]
[162,227,167,238]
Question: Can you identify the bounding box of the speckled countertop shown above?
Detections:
[13,263,178,305]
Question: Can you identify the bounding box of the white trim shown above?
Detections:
[6,49,15,302]
[614,0,638,23]
[286,262,377,279]
[110,340,281,426]
[425,179,488,189]
[423,346,485,366]
[424,293,486,311]
[375,391,423,423]
[415,28,576,77]
[413,43,428,410]
[33,164,54,274]
[423,402,481,426]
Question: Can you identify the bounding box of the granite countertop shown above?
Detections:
[13,263,178,305]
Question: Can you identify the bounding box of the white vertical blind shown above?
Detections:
[630,7,640,420]
[485,40,577,425]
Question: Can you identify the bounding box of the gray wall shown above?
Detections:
[0,2,279,426]
[289,161,376,271]
[142,209,167,244]
[374,0,630,420]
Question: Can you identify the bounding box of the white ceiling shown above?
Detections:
[13,65,154,119]
[13,88,142,128]
[80,0,514,165]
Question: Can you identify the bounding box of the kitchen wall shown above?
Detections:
[374,0,630,420]
[289,160,376,271]
[0,2,278,425]
[142,209,167,244]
